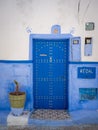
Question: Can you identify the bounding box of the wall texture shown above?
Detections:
[1,61,98,111]
[0,0,98,61]
[0,0,98,112]
[69,63,98,111]
[0,61,33,111]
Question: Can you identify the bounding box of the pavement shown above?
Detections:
[0,109,98,129]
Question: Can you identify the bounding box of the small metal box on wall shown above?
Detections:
[71,37,81,61]
[84,37,92,56]
[84,22,94,56]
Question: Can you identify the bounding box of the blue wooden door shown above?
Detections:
[33,39,69,109]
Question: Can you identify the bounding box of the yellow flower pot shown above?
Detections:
[9,92,26,116]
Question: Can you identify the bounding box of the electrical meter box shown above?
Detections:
[70,37,81,61]
[84,37,92,56]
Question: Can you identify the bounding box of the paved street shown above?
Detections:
[1,109,98,129]
[1,125,98,130]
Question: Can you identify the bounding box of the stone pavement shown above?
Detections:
[1,109,98,129]
[30,109,70,120]
[1,125,98,130]
[29,109,98,126]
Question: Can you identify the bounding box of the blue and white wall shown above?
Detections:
[69,63,98,111]
[0,61,33,111]
[0,0,98,111]
[0,0,98,61]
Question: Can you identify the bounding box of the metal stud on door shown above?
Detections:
[33,39,69,109]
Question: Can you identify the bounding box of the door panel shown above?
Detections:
[33,39,69,109]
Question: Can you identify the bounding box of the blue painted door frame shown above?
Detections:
[30,34,71,109]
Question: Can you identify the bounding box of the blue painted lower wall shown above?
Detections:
[0,61,33,111]
[0,61,98,111]
[69,63,98,111]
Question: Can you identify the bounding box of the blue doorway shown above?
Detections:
[33,39,69,109]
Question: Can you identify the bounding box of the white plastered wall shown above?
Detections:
[0,0,98,61]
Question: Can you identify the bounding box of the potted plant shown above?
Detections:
[9,80,26,116]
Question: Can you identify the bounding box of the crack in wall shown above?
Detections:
[77,0,92,23]
[82,0,92,22]
[77,0,81,24]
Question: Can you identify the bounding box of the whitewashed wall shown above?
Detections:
[0,0,98,61]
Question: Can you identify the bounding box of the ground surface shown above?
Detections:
[30,109,70,120]
[1,125,98,130]
[1,109,98,129]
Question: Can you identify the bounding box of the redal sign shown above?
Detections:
[78,67,96,79]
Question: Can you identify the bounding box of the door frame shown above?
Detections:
[29,33,72,110]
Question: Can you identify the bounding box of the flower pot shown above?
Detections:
[9,92,26,116]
